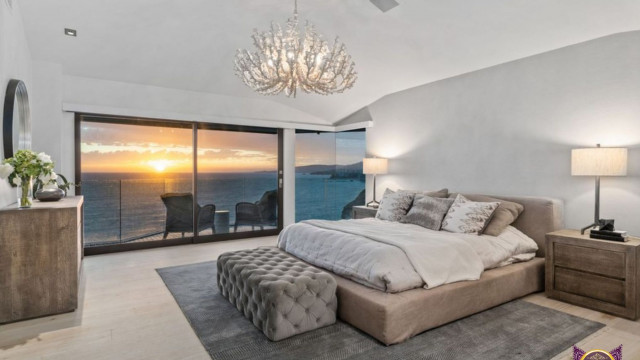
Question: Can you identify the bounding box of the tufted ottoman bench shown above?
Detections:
[217,247,338,341]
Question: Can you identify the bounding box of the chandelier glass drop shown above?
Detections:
[234,0,357,97]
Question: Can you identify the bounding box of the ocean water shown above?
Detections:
[294,174,365,222]
[81,172,364,246]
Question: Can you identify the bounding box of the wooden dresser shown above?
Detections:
[546,229,639,320]
[0,196,84,323]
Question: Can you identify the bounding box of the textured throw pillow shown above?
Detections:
[402,188,449,199]
[461,194,524,236]
[375,189,415,222]
[400,196,454,230]
[441,194,499,234]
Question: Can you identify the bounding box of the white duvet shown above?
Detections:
[277,218,538,292]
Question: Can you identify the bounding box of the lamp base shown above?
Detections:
[580,223,598,235]
[580,219,615,235]
[366,200,380,209]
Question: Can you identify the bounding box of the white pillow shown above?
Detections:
[441,194,499,234]
[375,189,415,222]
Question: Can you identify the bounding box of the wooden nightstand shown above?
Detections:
[546,229,640,320]
[351,205,378,219]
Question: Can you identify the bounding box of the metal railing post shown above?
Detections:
[119,179,122,242]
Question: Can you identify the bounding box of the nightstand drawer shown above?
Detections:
[555,267,626,306]
[554,243,625,279]
[352,206,377,219]
[546,230,640,320]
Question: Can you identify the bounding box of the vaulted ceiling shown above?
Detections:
[19,0,640,124]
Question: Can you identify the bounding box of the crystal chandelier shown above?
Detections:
[234,0,357,97]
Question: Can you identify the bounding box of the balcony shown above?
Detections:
[82,176,277,247]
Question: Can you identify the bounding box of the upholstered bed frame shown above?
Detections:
[287,194,564,345]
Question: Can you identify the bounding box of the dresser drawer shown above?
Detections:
[554,243,625,279]
[555,267,626,306]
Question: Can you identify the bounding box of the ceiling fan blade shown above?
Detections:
[370,0,399,13]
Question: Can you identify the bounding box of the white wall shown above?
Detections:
[31,61,63,166]
[0,0,32,207]
[363,31,640,235]
[62,75,327,125]
[29,61,78,193]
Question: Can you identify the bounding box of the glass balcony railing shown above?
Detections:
[82,175,278,247]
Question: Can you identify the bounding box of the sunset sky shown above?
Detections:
[80,122,365,173]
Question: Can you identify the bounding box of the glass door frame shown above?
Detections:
[294,128,366,222]
[75,113,284,255]
[192,122,284,244]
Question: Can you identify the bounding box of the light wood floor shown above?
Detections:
[1,237,639,360]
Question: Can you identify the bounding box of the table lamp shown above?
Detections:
[571,144,628,234]
[363,157,388,208]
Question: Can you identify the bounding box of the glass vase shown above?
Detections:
[17,176,33,208]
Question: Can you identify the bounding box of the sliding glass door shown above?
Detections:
[79,119,194,248]
[196,126,280,237]
[77,115,282,254]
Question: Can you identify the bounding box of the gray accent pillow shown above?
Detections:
[441,194,499,234]
[461,194,524,236]
[402,188,449,199]
[449,193,525,236]
[400,196,455,230]
[375,189,415,222]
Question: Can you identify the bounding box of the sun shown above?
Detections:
[149,160,169,172]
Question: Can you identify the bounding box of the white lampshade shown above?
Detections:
[363,158,388,175]
[571,147,628,176]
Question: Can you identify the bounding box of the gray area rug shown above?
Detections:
[157,261,604,360]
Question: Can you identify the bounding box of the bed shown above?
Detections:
[277,194,564,345]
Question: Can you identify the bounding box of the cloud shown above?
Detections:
[79,121,365,172]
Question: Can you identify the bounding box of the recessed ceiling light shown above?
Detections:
[64,28,77,37]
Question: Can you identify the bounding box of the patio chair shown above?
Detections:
[234,190,278,232]
[160,193,215,239]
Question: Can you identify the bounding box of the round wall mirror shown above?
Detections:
[3,79,32,158]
